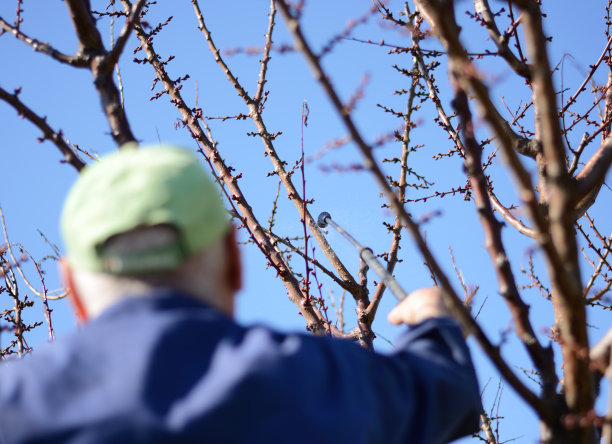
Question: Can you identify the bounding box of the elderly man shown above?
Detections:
[0,145,480,443]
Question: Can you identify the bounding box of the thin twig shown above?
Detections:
[561,36,612,114]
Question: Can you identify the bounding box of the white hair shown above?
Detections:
[71,226,229,319]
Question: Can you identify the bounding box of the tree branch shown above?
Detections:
[191,0,361,294]
[63,0,105,53]
[512,0,592,423]
[122,0,329,334]
[573,136,612,219]
[561,36,612,114]
[277,0,549,421]
[265,230,353,292]
[0,86,85,171]
[254,0,275,104]
[63,0,136,145]
[452,87,558,398]
[0,16,89,66]
[367,45,419,319]
[473,0,531,80]
[489,191,537,238]
[412,0,570,295]
[104,0,148,69]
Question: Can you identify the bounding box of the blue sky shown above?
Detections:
[1,1,612,442]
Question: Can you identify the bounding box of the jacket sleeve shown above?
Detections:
[389,317,482,442]
[323,316,482,443]
[196,317,481,444]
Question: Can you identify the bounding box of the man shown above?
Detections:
[0,145,481,443]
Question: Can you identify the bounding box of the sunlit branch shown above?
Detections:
[473,0,530,80]
[582,227,611,300]
[265,230,350,292]
[452,87,558,398]
[0,206,42,300]
[489,191,537,238]
[513,0,592,420]
[574,137,612,219]
[401,6,538,242]
[18,247,55,341]
[417,0,590,429]
[63,0,136,145]
[413,1,580,344]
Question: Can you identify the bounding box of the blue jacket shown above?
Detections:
[0,290,480,443]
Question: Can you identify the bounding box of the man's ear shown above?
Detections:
[225,227,242,294]
[59,259,88,323]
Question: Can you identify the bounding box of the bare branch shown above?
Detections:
[254,0,276,104]
[0,206,42,300]
[473,0,531,80]
[513,0,594,419]
[122,0,330,334]
[0,86,86,171]
[18,247,55,341]
[574,136,612,219]
[416,0,590,429]
[191,0,361,294]
[489,191,537,238]
[64,0,105,53]
[104,0,148,69]
[412,0,568,295]
[452,87,557,397]
[265,230,350,292]
[63,0,136,145]
[561,36,612,114]
[277,0,549,420]
[0,16,88,66]
[480,410,499,444]
[368,50,418,319]
[410,3,538,162]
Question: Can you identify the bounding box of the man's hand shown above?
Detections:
[387,287,451,326]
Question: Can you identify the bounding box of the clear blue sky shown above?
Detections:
[1,1,611,442]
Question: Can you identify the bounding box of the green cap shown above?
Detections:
[60,144,229,274]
